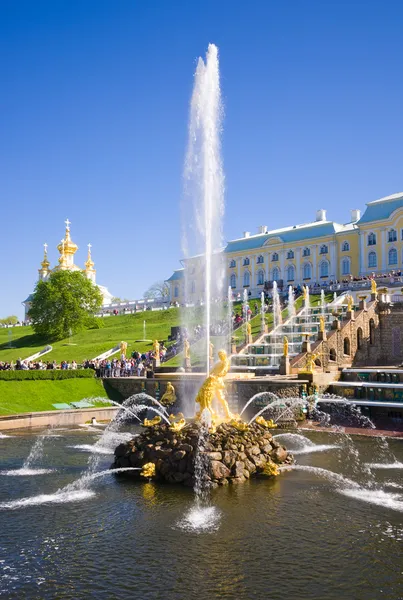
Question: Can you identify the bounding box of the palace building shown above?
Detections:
[166,192,403,303]
[23,219,114,319]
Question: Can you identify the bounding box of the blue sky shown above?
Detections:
[1,0,403,317]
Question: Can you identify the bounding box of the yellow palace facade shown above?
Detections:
[166,192,403,302]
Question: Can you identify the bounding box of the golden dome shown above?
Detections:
[57,219,78,256]
[85,243,95,271]
[40,243,50,270]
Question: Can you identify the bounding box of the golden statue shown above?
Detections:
[153,339,160,358]
[246,322,252,336]
[161,382,176,406]
[255,415,277,428]
[262,461,279,477]
[319,316,325,332]
[140,463,156,478]
[120,341,128,357]
[303,285,308,301]
[169,418,186,432]
[347,295,354,311]
[184,338,190,360]
[209,341,214,362]
[169,412,184,422]
[304,352,320,374]
[371,279,377,294]
[142,416,161,427]
[195,350,232,422]
[283,336,289,357]
[229,419,249,431]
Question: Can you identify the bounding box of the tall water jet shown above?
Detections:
[243,288,249,339]
[304,285,310,310]
[321,289,326,316]
[261,291,265,333]
[272,281,282,329]
[288,285,296,320]
[227,286,233,353]
[183,44,225,374]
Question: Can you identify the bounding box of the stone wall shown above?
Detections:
[105,376,305,415]
[290,299,380,372]
[377,302,403,365]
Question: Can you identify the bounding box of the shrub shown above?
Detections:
[0,369,95,381]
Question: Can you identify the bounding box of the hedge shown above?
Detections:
[0,369,95,381]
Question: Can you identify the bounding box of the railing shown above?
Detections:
[329,277,403,292]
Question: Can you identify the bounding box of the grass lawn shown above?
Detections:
[0,378,112,416]
[0,309,184,364]
[0,292,334,368]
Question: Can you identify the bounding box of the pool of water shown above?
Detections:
[1,426,403,599]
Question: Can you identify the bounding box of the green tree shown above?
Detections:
[28,270,103,341]
[0,315,18,325]
[144,281,169,300]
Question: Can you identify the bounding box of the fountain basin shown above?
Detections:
[112,421,293,487]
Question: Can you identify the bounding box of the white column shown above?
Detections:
[296,247,301,284]
[381,229,386,271]
[312,246,317,283]
[237,258,241,291]
[251,256,255,293]
[359,232,365,274]
[265,252,269,281]
[330,242,336,279]
[280,249,285,282]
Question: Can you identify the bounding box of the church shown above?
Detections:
[22,219,114,319]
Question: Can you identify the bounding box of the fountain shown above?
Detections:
[320,289,326,315]
[288,285,296,320]
[183,43,225,374]
[260,291,265,333]
[272,281,282,330]
[227,285,233,353]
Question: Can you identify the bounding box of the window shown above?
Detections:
[286,265,295,281]
[329,348,337,362]
[342,258,351,275]
[272,252,279,262]
[388,229,397,243]
[342,241,350,252]
[257,270,264,285]
[257,255,264,264]
[174,286,179,298]
[303,247,310,257]
[389,248,398,266]
[230,274,236,288]
[320,244,328,254]
[343,337,350,356]
[243,257,250,266]
[320,260,329,278]
[303,263,311,279]
[368,232,376,246]
[368,251,377,268]
[243,271,250,286]
[229,259,236,268]
[286,250,294,260]
[272,267,280,281]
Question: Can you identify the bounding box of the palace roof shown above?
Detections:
[223,221,356,253]
[358,193,403,224]
[166,269,184,282]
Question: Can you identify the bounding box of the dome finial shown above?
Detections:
[85,242,95,270]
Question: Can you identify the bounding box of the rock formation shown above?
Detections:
[112,421,293,487]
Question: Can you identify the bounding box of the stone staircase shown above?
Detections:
[230,296,349,374]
